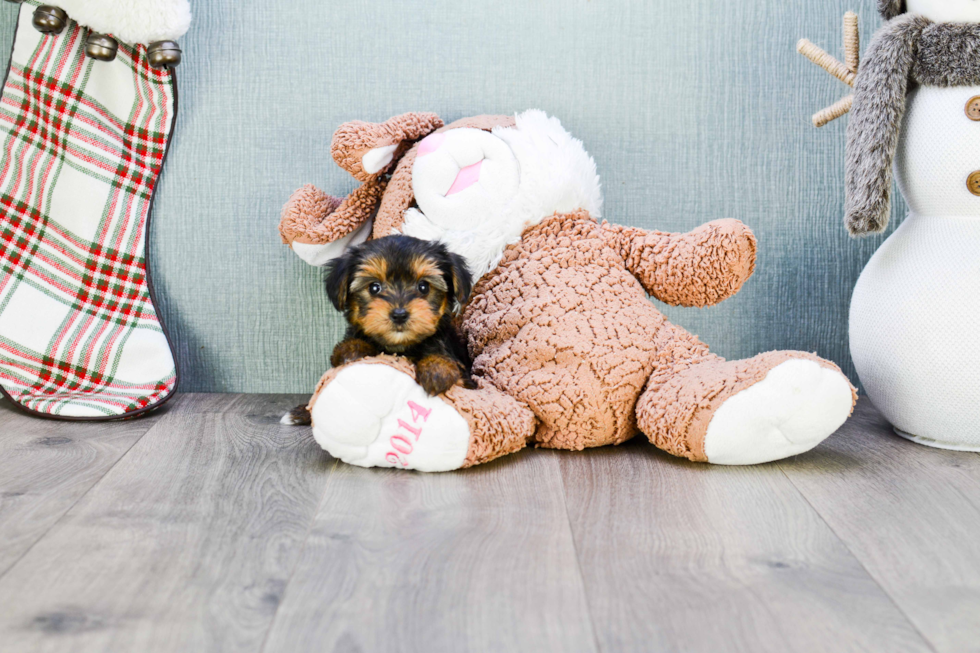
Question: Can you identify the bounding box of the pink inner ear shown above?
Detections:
[417,133,445,157]
[446,160,483,196]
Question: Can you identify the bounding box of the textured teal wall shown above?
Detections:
[0,0,902,393]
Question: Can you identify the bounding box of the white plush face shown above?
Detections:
[905,0,980,22]
[411,128,521,231]
[402,110,603,281]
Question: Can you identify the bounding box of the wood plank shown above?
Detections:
[559,440,931,653]
[165,393,309,415]
[0,398,333,652]
[0,398,160,578]
[262,450,598,653]
[780,399,980,653]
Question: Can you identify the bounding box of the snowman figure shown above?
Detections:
[802,0,980,450]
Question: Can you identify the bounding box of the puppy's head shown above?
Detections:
[325,235,472,349]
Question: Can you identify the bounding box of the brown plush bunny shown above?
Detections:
[280,111,856,472]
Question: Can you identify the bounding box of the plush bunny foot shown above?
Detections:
[309,362,470,471]
[637,352,856,465]
[702,359,855,465]
[307,356,535,472]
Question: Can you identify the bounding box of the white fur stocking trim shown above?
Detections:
[45,0,192,46]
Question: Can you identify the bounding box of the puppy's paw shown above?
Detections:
[416,355,462,396]
[331,338,379,368]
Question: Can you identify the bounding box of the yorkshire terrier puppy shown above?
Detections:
[283,235,475,426]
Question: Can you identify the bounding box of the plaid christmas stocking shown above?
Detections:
[0,1,189,419]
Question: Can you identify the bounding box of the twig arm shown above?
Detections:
[813,95,854,128]
[797,38,856,87]
[798,12,862,127]
[844,11,860,73]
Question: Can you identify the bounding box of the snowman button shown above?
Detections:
[967,96,980,121]
[969,171,980,196]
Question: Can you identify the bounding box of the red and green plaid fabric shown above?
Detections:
[0,3,177,419]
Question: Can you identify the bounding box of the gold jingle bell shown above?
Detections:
[86,32,118,61]
[32,5,68,34]
[146,41,181,69]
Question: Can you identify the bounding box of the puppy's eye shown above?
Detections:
[417,281,430,295]
[369,282,382,295]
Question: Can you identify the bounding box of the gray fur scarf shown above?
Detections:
[846,16,980,235]
[878,0,904,21]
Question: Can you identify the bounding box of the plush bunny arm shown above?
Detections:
[845,15,929,235]
[279,181,385,266]
[601,220,756,308]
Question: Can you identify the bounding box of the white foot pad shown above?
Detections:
[704,359,853,465]
[310,364,471,472]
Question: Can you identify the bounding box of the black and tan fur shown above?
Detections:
[284,236,474,426]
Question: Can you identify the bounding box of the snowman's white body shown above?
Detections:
[850,84,980,449]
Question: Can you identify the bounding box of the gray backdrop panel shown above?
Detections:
[0,0,900,393]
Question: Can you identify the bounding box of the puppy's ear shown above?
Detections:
[324,250,358,311]
[446,253,473,313]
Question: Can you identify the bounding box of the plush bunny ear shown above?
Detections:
[331,112,443,182]
[372,114,518,238]
[878,0,905,19]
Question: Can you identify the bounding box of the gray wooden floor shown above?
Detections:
[1,395,978,653]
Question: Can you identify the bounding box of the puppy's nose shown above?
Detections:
[390,308,409,325]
